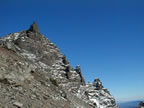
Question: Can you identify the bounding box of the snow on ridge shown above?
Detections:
[0,32,20,41]
[13,33,20,40]
[21,52,36,60]
[38,61,49,69]
[90,99,101,108]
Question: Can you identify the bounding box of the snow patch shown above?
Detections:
[22,52,36,59]
[90,99,101,108]
[39,61,48,69]
[14,33,20,40]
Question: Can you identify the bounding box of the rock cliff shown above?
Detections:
[0,22,118,108]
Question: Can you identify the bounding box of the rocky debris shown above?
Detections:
[0,22,118,108]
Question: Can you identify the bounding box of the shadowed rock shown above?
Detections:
[75,65,85,85]
[28,21,40,33]
[93,78,103,90]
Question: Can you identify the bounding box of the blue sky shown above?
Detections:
[0,0,144,102]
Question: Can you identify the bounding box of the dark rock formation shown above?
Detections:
[0,22,118,108]
[75,65,85,85]
[93,78,103,90]
[28,21,40,33]
[62,55,69,65]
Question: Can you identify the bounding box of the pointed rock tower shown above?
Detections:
[28,21,40,33]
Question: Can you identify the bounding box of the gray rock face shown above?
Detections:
[0,22,118,108]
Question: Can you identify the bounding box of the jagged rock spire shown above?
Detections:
[93,78,103,90]
[75,65,85,85]
[28,21,40,33]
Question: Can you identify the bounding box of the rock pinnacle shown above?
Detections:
[28,21,40,33]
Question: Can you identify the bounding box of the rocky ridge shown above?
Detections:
[0,22,118,108]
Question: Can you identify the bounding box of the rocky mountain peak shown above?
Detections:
[0,22,118,108]
[28,21,40,33]
[93,78,103,90]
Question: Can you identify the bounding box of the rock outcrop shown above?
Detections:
[0,22,118,108]
[29,21,40,33]
[77,79,117,108]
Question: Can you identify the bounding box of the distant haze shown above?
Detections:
[117,100,141,108]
